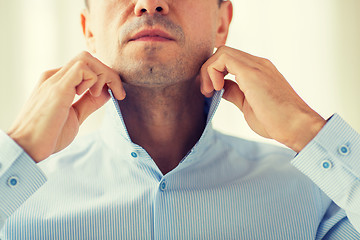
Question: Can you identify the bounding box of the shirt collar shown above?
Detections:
[100,89,224,164]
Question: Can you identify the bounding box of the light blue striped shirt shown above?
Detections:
[1,90,360,239]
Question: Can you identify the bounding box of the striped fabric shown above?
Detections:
[1,90,360,239]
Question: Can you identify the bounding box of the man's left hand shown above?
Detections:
[200,46,326,153]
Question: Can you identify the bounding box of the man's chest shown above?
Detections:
[2,170,324,240]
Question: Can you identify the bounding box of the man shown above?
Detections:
[1,0,360,239]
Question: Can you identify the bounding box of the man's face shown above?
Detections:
[83,0,231,88]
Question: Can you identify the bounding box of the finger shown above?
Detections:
[72,86,110,125]
[61,61,98,93]
[222,79,245,112]
[37,68,62,87]
[214,54,256,91]
[205,52,237,93]
[207,56,228,91]
[216,46,264,68]
[48,52,93,81]
[78,53,124,98]
[106,75,126,100]
[200,48,235,95]
[71,52,125,100]
[90,72,125,100]
[88,73,106,97]
[75,71,98,96]
[200,58,216,96]
[51,52,125,96]
[52,52,98,78]
[83,55,124,99]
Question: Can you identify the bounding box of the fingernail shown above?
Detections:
[205,91,214,98]
[118,90,126,100]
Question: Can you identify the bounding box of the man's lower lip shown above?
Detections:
[131,37,172,42]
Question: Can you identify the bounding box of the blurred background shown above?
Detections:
[1,0,359,147]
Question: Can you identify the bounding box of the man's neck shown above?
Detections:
[118,79,206,175]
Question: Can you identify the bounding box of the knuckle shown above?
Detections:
[73,60,87,70]
[200,63,208,72]
[103,72,113,82]
[39,70,56,81]
[78,51,92,60]
[251,67,263,78]
[261,58,272,66]
[207,64,212,72]
[216,52,231,65]
[108,76,119,85]
[219,52,230,61]
[217,45,228,52]
[96,77,107,87]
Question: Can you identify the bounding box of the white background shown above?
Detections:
[1,0,359,147]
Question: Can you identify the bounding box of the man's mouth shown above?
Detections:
[129,29,175,42]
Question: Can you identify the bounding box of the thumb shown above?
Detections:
[222,79,245,111]
[72,86,111,125]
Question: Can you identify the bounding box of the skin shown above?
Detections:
[7,0,325,175]
[81,0,233,174]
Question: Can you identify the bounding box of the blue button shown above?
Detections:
[160,180,167,191]
[7,176,19,187]
[338,145,350,156]
[131,152,138,158]
[321,160,333,170]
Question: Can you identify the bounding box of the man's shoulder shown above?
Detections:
[213,130,296,163]
[38,131,103,174]
[208,130,324,203]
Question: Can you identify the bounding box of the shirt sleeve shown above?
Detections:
[0,130,47,230]
[291,113,360,233]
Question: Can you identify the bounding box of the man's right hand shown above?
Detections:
[6,52,125,163]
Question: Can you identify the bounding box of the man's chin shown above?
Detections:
[123,43,180,61]
[117,62,198,89]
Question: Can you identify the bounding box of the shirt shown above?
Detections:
[1,90,360,239]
